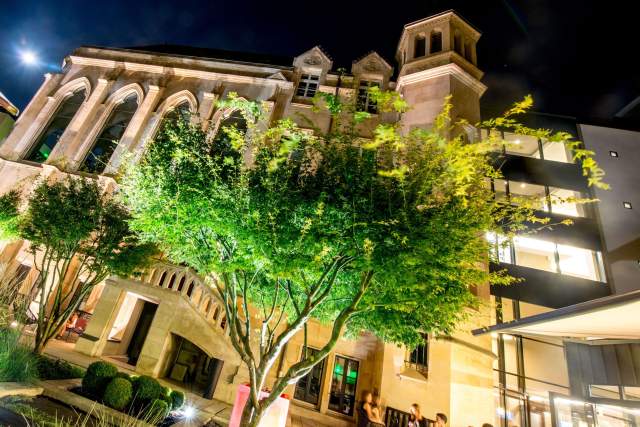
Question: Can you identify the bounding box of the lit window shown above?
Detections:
[542,140,574,163]
[508,181,548,212]
[357,80,379,114]
[296,74,320,98]
[609,150,619,157]
[503,133,541,159]
[548,187,587,217]
[513,236,558,273]
[81,94,138,174]
[557,244,602,281]
[624,202,633,209]
[485,232,512,263]
[26,89,87,163]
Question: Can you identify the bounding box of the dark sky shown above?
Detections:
[1,0,639,121]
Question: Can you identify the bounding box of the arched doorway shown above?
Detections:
[164,334,224,399]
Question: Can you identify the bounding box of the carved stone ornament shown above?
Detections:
[304,55,322,65]
[363,60,380,72]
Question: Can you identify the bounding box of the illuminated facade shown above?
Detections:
[0,9,635,427]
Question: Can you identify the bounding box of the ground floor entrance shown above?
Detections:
[164,334,224,399]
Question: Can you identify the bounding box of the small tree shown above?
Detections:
[0,176,155,354]
[121,91,605,426]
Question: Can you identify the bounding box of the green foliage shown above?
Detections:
[82,361,118,397]
[122,90,606,424]
[144,398,169,422]
[0,327,39,383]
[169,390,185,410]
[36,356,85,380]
[115,371,132,381]
[0,190,20,241]
[1,176,156,354]
[133,375,162,402]
[103,377,133,411]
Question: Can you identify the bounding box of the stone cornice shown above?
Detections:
[68,55,295,90]
[396,63,487,96]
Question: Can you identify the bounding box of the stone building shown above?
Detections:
[0,10,495,426]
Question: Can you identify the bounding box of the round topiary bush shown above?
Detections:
[82,361,118,398]
[133,375,162,402]
[103,377,133,411]
[144,398,169,422]
[169,390,185,410]
[115,371,131,382]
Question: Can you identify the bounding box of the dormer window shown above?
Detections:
[357,80,380,114]
[430,30,443,53]
[296,73,320,98]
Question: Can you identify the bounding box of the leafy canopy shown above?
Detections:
[120,90,603,348]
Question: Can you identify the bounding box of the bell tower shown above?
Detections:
[395,10,486,130]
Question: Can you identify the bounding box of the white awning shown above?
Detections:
[473,290,640,339]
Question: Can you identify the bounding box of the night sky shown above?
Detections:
[1,0,639,121]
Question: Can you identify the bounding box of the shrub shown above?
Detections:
[115,371,131,381]
[133,375,162,402]
[144,398,169,423]
[103,377,133,411]
[82,361,118,397]
[0,328,38,383]
[169,390,185,410]
[36,356,85,380]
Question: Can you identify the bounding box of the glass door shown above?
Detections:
[328,355,359,416]
[294,348,326,406]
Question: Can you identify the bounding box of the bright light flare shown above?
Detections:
[183,406,195,419]
[20,50,38,65]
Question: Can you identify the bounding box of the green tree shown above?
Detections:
[0,177,156,354]
[121,91,605,426]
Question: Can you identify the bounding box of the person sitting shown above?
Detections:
[358,390,385,427]
[436,413,448,427]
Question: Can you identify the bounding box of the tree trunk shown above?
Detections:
[240,399,263,427]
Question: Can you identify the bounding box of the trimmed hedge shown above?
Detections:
[37,356,85,380]
[145,398,169,422]
[133,375,162,402]
[103,377,133,411]
[169,390,185,410]
[115,371,132,382]
[82,361,118,397]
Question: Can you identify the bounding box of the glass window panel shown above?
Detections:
[486,232,512,263]
[513,237,557,273]
[542,140,573,163]
[623,386,640,401]
[81,94,138,174]
[26,89,86,163]
[504,133,541,159]
[589,385,621,399]
[328,355,359,416]
[509,181,549,211]
[493,179,509,202]
[549,187,586,217]
[557,244,601,281]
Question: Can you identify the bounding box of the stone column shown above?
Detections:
[105,85,164,173]
[74,283,125,356]
[48,78,113,167]
[198,92,218,131]
[0,73,64,160]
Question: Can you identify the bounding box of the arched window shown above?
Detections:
[158,271,167,287]
[413,35,426,59]
[211,110,247,166]
[80,93,138,173]
[430,30,443,53]
[159,100,191,132]
[26,89,86,162]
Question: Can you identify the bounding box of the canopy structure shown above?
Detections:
[473,290,640,339]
